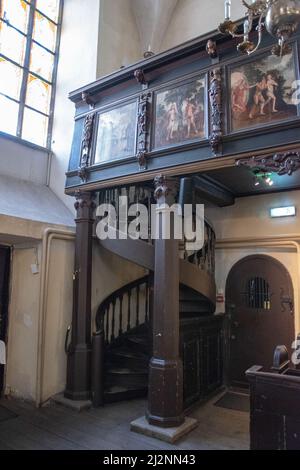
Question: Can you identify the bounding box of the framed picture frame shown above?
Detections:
[228,43,300,134]
[93,99,138,165]
[152,75,208,151]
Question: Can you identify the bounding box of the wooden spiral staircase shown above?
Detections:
[92,184,220,406]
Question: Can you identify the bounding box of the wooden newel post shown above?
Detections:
[65,191,96,401]
[91,330,105,406]
[147,175,184,428]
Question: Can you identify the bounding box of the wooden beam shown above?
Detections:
[193,175,235,207]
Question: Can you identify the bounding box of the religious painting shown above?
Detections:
[230,50,298,132]
[94,101,137,164]
[153,77,206,149]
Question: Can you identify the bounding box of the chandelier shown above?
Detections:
[218,1,300,56]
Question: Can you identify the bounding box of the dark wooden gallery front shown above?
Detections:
[64,18,300,434]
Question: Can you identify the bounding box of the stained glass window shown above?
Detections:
[22,106,48,146]
[0,58,23,99]
[33,10,57,51]
[36,0,59,23]
[0,0,29,33]
[30,42,54,80]
[0,95,19,135]
[0,21,27,64]
[0,0,63,148]
[26,74,51,114]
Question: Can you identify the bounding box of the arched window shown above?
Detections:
[246,277,271,310]
[0,0,63,147]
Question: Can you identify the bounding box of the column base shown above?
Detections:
[64,389,91,401]
[65,345,92,401]
[147,357,184,427]
[53,393,92,412]
[131,416,198,444]
[146,410,185,428]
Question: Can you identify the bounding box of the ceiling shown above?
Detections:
[202,165,300,199]
[131,0,178,54]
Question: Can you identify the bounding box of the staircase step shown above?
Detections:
[105,348,150,369]
[107,367,147,375]
[104,385,148,403]
[106,367,148,388]
[180,302,213,314]
[123,335,151,353]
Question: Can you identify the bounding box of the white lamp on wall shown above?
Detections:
[270,206,296,217]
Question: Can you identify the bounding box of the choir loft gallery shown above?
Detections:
[1,0,300,452]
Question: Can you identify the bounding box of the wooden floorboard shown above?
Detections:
[0,393,249,450]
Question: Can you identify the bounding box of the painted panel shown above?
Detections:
[229,48,299,133]
[93,101,137,164]
[153,76,207,150]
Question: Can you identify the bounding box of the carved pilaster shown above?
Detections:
[236,150,300,176]
[147,175,183,428]
[153,174,179,204]
[78,112,96,182]
[65,191,96,401]
[74,190,97,218]
[136,92,151,170]
[209,68,223,155]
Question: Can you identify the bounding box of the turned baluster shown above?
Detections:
[127,290,131,332]
[111,299,116,342]
[145,281,149,323]
[105,306,109,344]
[136,285,140,327]
[119,294,123,337]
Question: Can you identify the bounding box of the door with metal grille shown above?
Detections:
[226,255,295,387]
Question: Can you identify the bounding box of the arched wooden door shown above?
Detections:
[226,255,295,388]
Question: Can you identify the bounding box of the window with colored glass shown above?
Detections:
[0,0,63,147]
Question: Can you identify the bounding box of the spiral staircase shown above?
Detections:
[93,184,218,405]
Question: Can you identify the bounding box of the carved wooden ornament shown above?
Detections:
[78,112,96,182]
[136,92,151,170]
[236,151,300,176]
[209,68,223,155]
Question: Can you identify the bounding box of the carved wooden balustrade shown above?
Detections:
[95,275,151,346]
[181,220,216,277]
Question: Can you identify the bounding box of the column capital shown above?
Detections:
[74,191,97,220]
[153,175,179,204]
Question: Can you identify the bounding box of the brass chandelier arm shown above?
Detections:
[218,0,300,56]
[246,11,265,55]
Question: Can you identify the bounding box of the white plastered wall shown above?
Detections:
[97,0,141,77]
[49,0,101,212]
[4,227,145,404]
[162,0,245,51]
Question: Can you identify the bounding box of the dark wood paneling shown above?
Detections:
[65,24,300,193]
[180,315,224,408]
[247,361,300,450]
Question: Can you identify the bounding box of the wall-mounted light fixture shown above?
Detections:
[270,206,296,218]
[253,170,274,187]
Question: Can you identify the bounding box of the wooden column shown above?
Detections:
[147,175,184,428]
[65,191,96,401]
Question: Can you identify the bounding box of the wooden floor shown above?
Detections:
[0,392,249,450]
